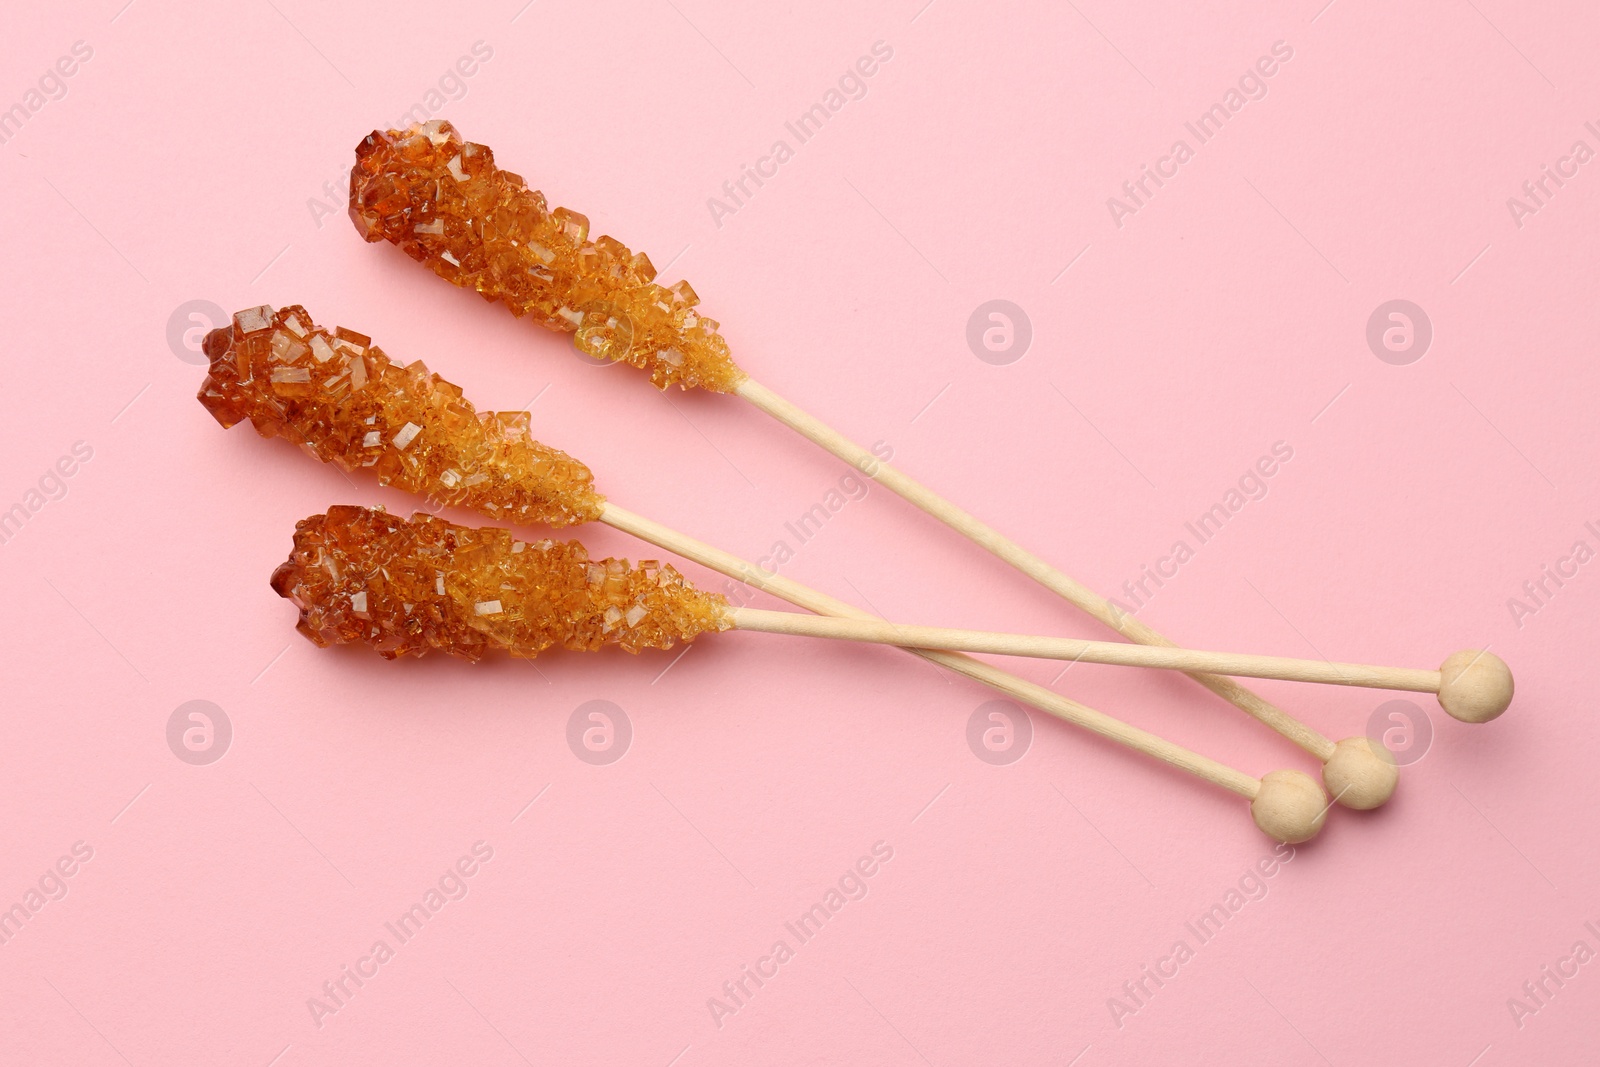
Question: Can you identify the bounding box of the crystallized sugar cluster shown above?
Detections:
[197,304,604,528]
[349,120,746,393]
[272,506,730,661]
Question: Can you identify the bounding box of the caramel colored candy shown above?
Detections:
[198,304,604,528]
[349,120,746,393]
[271,506,729,661]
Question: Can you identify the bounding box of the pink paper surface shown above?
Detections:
[2,1,1597,1063]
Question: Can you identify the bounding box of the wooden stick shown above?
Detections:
[728,607,1439,688]
[724,607,1512,721]
[735,376,1339,762]
[598,503,1256,794]
[598,501,1329,843]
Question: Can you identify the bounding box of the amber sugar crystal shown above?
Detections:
[197,304,604,528]
[272,506,729,661]
[349,120,746,393]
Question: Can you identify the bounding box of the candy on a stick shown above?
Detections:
[198,303,602,528]
[275,505,1329,843]
[272,505,727,660]
[274,501,1514,723]
[204,305,1329,841]
[347,120,1427,811]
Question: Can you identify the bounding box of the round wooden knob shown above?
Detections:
[1322,736,1398,809]
[1437,650,1514,723]
[1251,769,1328,843]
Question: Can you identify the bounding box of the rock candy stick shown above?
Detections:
[278,504,1510,738]
[271,506,1331,842]
[203,305,1324,841]
[347,120,1378,812]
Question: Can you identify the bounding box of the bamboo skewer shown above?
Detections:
[723,606,1514,724]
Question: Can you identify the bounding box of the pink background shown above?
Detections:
[3,0,1598,1063]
